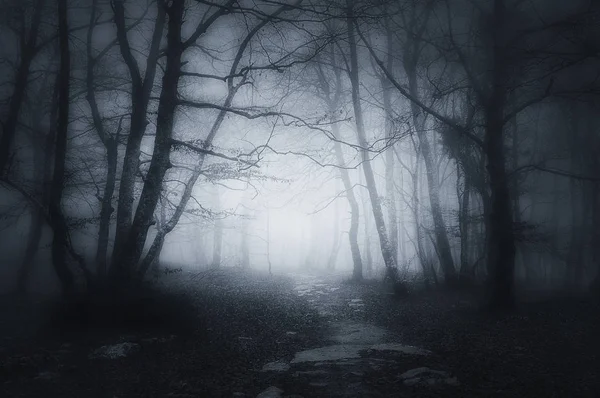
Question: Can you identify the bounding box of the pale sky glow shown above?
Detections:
[158,147,362,273]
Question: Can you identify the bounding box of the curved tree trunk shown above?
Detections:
[405,66,457,285]
[313,41,363,279]
[110,1,165,278]
[346,0,396,274]
[114,1,183,283]
[138,2,278,279]
[331,122,363,280]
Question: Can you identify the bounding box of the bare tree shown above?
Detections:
[0,0,45,175]
[326,178,342,270]
[380,11,399,266]
[312,43,363,280]
[48,0,75,296]
[394,1,457,284]
[346,0,396,276]
[86,0,122,278]
[16,78,56,293]
[138,0,294,278]
[109,0,166,279]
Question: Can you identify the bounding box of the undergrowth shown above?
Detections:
[42,282,200,339]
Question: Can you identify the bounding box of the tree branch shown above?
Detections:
[170,139,257,166]
[354,20,484,148]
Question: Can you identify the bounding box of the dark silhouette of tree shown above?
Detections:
[0,0,45,175]
[109,0,166,281]
[311,42,364,280]
[48,0,76,296]
[346,0,396,277]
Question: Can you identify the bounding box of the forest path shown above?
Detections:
[257,273,459,397]
[2,269,597,397]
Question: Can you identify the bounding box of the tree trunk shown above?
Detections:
[266,204,272,275]
[0,0,45,175]
[509,117,525,281]
[138,195,169,277]
[362,195,373,276]
[48,0,76,297]
[241,215,250,269]
[485,120,516,309]
[459,170,471,280]
[16,91,56,294]
[588,179,599,295]
[137,90,231,277]
[138,230,165,277]
[110,1,165,275]
[138,2,272,278]
[331,123,363,279]
[485,0,516,311]
[564,105,585,288]
[17,206,44,294]
[95,140,118,277]
[327,183,341,270]
[381,15,398,265]
[238,185,252,270]
[314,43,363,279]
[346,0,396,273]
[86,0,119,278]
[331,116,362,276]
[211,188,223,269]
[590,144,600,296]
[113,1,182,283]
[479,161,494,279]
[405,66,457,284]
[567,177,584,288]
[415,151,438,284]
[485,109,516,309]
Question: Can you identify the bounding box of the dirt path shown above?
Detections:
[256,273,460,397]
[2,269,597,397]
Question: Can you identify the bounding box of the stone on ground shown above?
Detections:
[89,342,140,359]
[261,360,290,372]
[399,367,459,387]
[369,343,431,356]
[256,386,284,398]
[291,345,364,363]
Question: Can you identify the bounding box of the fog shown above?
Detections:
[0,0,598,312]
[1,0,600,396]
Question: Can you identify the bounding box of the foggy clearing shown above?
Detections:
[0,0,599,397]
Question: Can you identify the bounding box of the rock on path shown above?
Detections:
[257,273,459,397]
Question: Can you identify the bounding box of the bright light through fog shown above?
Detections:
[158,151,363,274]
[255,208,311,268]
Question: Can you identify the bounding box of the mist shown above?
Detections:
[0,0,598,396]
